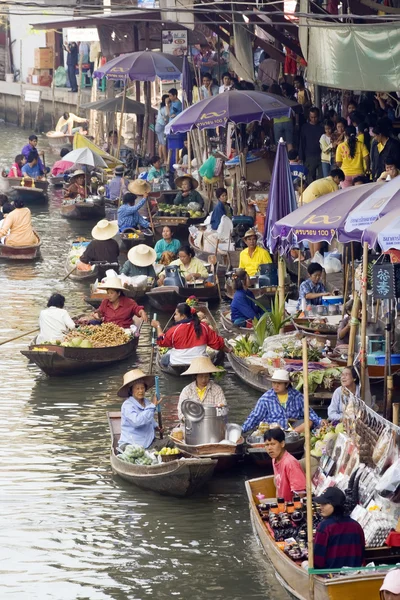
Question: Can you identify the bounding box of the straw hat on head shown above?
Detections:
[243,228,258,239]
[118,368,155,398]
[70,169,85,179]
[271,369,290,383]
[98,276,125,292]
[181,356,220,376]
[92,219,119,241]
[175,174,199,190]
[128,179,151,195]
[127,244,156,267]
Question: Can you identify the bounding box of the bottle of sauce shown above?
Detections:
[286,502,295,514]
[293,495,302,510]
[277,497,285,513]
[270,503,279,515]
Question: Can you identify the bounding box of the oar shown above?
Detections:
[146,195,156,238]
[62,265,77,281]
[155,375,163,439]
[0,328,39,346]
[149,312,163,439]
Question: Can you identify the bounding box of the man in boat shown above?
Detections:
[93,276,148,327]
[117,369,163,450]
[0,198,37,247]
[241,370,322,435]
[21,135,45,175]
[51,148,74,176]
[78,219,120,270]
[37,293,76,344]
[56,111,88,135]
[313,487,365,570]
[177,356,227,421]
[265,428,306,502]
[238,229,272,277]
[105,165,128,202]
[121,245,157,280]
[21,152,43,180]
[297,262,327,310]
[118,184,151,234]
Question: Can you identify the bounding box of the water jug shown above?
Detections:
[163,265,185,287]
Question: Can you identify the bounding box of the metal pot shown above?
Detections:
[182,400,228,445]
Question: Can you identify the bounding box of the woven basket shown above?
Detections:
[161,452,182,462]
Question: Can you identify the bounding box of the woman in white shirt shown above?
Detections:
[37,293,75,344]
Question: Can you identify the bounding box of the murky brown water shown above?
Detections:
[0,123,290,600]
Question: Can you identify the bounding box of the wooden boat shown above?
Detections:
[170,436,244,472]
[108,412,217,496]
[147,283,220,313]
[85,280,154,308]
[331,353,400,380]
[246,436,304,469]
[153,215,206,241]
[293,318,338,347]
[3,176,49,202]
[120,229,155,252]
[225,280,296,308]
[73,132,122,169]
[48,175,65,187]
[220,309,252,335]
[61,198,106,220]
[227,352,338,406]
[46,131,74,147]
[21,329,141,377]
[0,231,41,260]
[246,475,385,600]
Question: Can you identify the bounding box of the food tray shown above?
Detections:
[161,452,182,462]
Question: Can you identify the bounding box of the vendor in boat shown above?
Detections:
[297,262,327,309]
[230,268,263,326]
[105,165,128,202]
[51,148,74,176]
[79,219,119,268]
[56,111,87,135]
[210,187,232,231]
[328,367,360,422]
[21,151,42,179]
[242,369,322,434]
[173,175,204,209]
[154,226,181,261]
[177,356,227,420]
[94,276,148,326]
[21,134,45,175]
[64,170,88,199]
[8,154,26,178]
[157,245,208,285]
[147,155,166,183]
[36,293,75,344]
[380,570,400,600]
[313,487,365,570]
[117,369,162,450]
[121,244,157,280]
[265,428,306,502]
[151,303,230,367]
[118,183,151,233]
[0,198,37,247]
[239,229,272,277]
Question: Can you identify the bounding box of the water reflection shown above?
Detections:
[0,124,289,600]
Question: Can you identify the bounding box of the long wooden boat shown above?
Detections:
[2,176,49,193]
[0,231,41,260]
[21,333,140,377]
[120,229,155,252]
[246,436,304,469]
[332,353,400,380]
[48,175,65,187]
[225,280,296,308]
[3,176,49,202]
[147,283,220,313]
[170,435,244,472]
[61,198,106,220]
[46,131,74,147]
[84,280,154,308]
[246,475,385,599]
[293,318,338,347]
[227,352,338,407]
[220,309,252,335]
[108,411,217,496]
[155,304,224,376]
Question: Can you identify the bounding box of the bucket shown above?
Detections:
[375,354,400,366]
[322,295,343,306]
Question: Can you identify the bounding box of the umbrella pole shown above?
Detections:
[383,299,393,420]
[351,241,355,296]
[117,80,127,160]
[347,291,360,367]
[360,241,368,398]
[341,246,349,318]
[278,256,285,332]
[187,132,192,175]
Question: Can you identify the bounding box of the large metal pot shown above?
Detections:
[182,400,228,445]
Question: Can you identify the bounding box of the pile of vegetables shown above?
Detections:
[61,323,131,348]
[290,367,343,393]
[156,203,204,219]
[311,423,344,457]
[118,444,157,466]
[281,338,321,362]
[231,334,260,358]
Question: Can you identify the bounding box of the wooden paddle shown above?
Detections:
[146,195,156,238]
[62,265,77,281]
[0,328,39,346]
[149,312,163,439]
[208,240,222,301]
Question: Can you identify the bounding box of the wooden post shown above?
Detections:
[347,292,360,367]
[141,81,151,157]
[360,242,369,397]
[187,132,192,175]
[33,92,42,132]
[351,241,355,296]
[19,40,25,128]
[51,44,56,130]
[76,53,83,113]
[302,336,315,600]
[117,80,127,159]
[383,299,393,420]
[341,248,349,319]
[278,256,286,332]
[393,402,399,426]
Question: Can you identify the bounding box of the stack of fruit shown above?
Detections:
[155,447,181,462]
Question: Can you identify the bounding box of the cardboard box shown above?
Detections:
[34,47,54,69]
[32,74,52,87]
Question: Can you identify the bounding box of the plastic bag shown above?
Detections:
[373,428,397,473]
[312,251,325,269]
[324,253,342,274]
[376,458,400,502]
[54,66,67,88]
[199,156,216,179]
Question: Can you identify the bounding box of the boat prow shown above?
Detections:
[0,231,41,260]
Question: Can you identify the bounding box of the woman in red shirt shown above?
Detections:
[9,154,26,178]
[94,277,148,328]
[151,302,230,367]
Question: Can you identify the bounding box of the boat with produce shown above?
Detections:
[84,279,154,308]
[65,238,118,282]
[0,231,41,260]
[146,283,220,313]
[119,229,155,252]
[2,176,49,202]
[107,412,217,496]
[225,279,296,308]
[153,202,207,240]
[169,435,244,472]
[61,197,106,220]
[21,321,141,377]
[293,317,339,346]
[155,305,224,376]
[246,475,386,600]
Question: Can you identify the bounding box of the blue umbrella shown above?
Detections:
[264,139,297,254]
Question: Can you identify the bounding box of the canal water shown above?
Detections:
[0,124,290,600]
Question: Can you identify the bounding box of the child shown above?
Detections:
[288,149,307,186]
[320,120,334,178]
[265,428,306,502]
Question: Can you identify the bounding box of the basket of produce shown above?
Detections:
[157,447,182,462]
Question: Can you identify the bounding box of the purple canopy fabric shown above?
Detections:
[164,90,297,134]
[93,51,181,82]
[362,207,400,251]
[264,140,297,254]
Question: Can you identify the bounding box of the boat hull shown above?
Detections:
[61,201,106,220]
[220,310,252,335]
[85,282,153,308]
[108,412,216,496]
[146,285,220,313]
[333,356,400,380]
[21,337,138,377]
[0,232,41,260]
[48,175,65,187]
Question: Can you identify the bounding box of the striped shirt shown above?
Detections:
[242,386,321,433]
[177,380,226,421]
[297,278,326,309]
[314,516,365,570]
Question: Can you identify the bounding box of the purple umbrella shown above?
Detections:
[164,90,297,134]
[93,50,182,82]
[264,139,297,254]
[362,207,400,251]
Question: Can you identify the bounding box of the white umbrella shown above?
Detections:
[62,147,107,168]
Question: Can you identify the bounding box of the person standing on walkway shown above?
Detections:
[64,41,79,93]
[335,126,370,187]
[299,107,324,182]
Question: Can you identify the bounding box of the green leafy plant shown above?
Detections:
[252,311,272,346]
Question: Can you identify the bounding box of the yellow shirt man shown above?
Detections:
[239,246,272,277]
[300,176,339,205]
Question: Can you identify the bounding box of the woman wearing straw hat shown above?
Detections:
[93,276,148,327]
[177,356,226,421]
[117,181,152,233]
[241,369,322,435]
[117,369,163,450]
[79,219,120,267]
[121,244,157,279]
[173,175,204,209]
[64,170,88,199]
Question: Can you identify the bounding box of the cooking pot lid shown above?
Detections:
[181,399,205,422]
